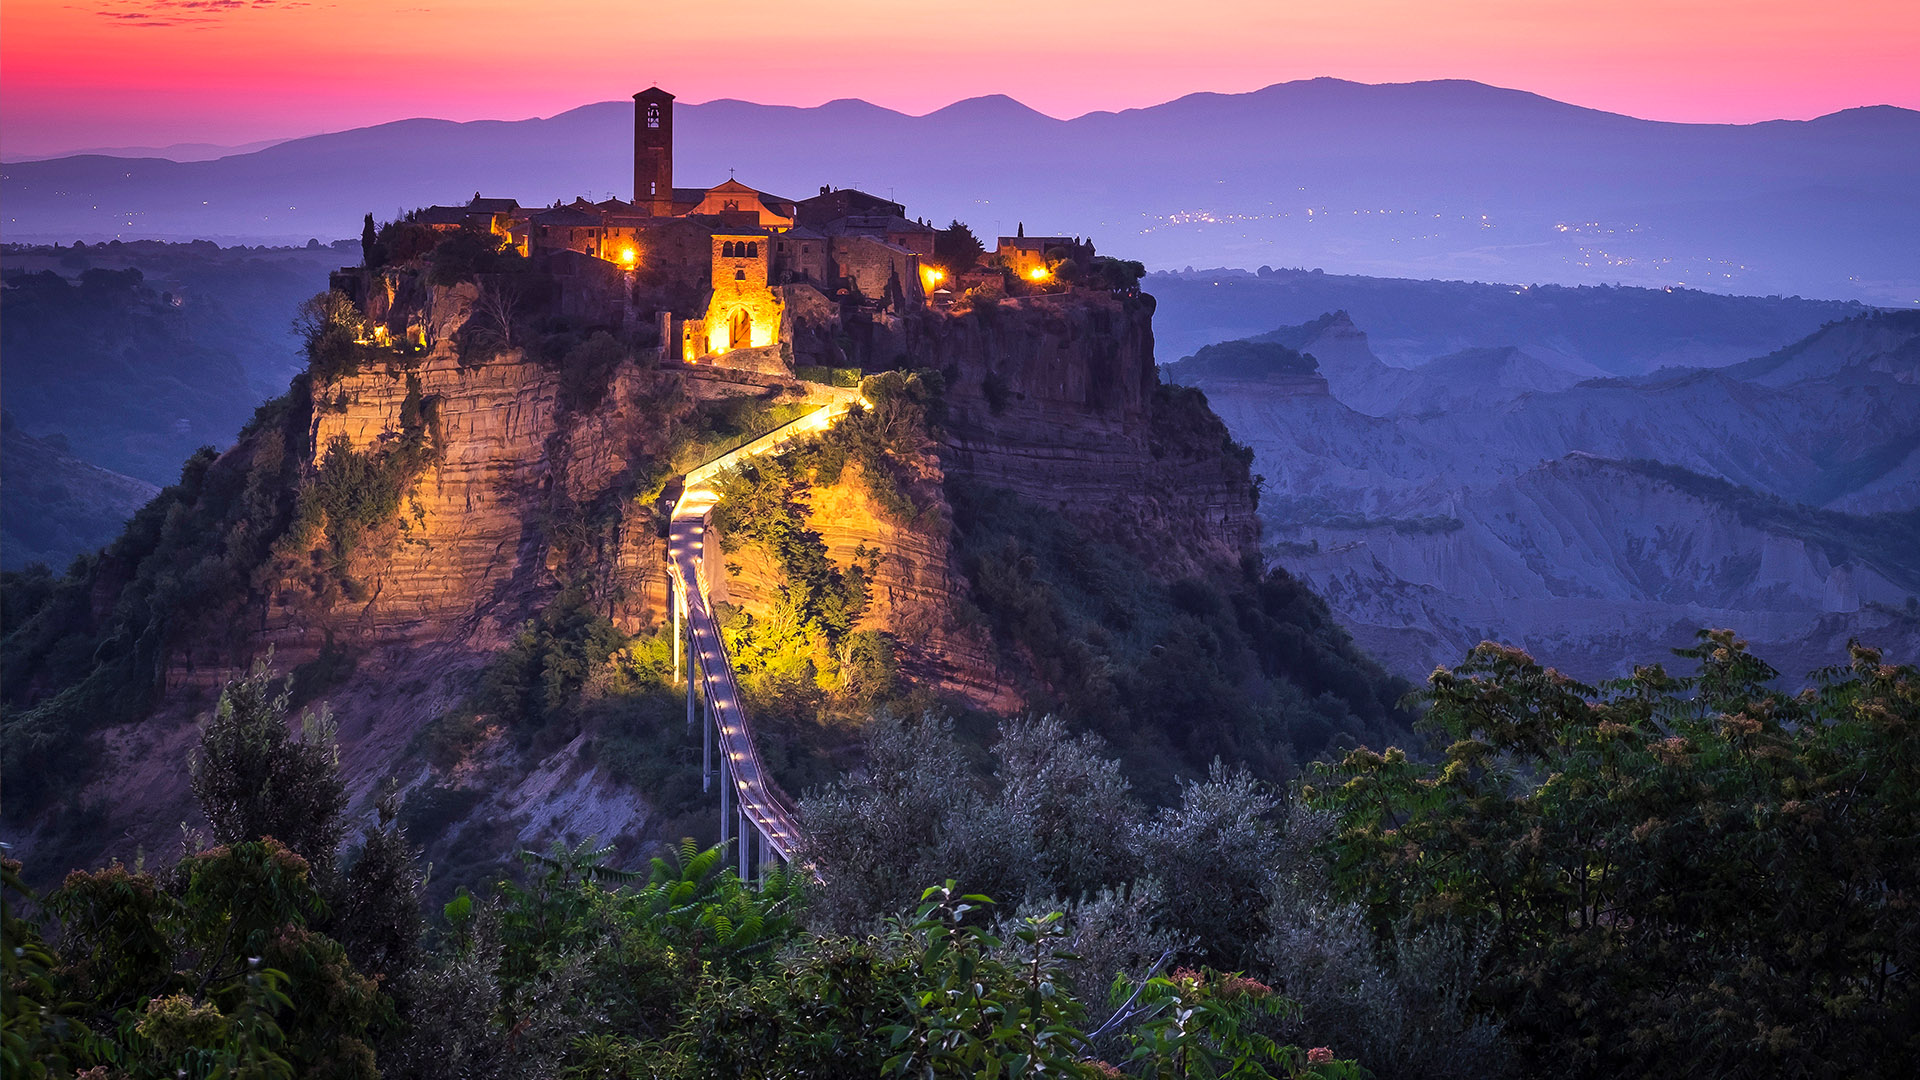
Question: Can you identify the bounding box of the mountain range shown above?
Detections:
[5,79,1916,304]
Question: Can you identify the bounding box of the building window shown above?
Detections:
[745,242,758,258]
[646,103,661,129]
[735,269,745,280]
[650,181,657,196]
[722,241,736,258]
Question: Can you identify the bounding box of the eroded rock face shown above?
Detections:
[934,292,1260,579]
[276,350,673,665]
[86,285,1260,871]
[258,291,1258,703]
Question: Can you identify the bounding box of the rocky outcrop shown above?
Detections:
[934,292,1260,578]
[274,349,673,665]
[713,459,1015,711]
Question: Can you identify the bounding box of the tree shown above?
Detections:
[1307,633,1920,1079]
[935,219,986,276]
[469,275,524,352]
[360,213,381,269]
[294,290,366,381]
[191,656,347,879]
[335,782,424,987]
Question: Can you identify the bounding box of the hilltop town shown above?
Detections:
[330,86,1136,375]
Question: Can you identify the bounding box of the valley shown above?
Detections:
[1165,306,1920,680]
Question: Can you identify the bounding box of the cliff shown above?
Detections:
[933,293,1260,578]
[7,283,1392,885]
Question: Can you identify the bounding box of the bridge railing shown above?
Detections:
[681,548,804,862]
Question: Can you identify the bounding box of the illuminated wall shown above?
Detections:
[701,232,783,357]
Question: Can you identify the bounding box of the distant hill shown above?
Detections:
[1,415,157,571]
[1167,308,1920,680]
[4,79,1916,305]
[1149,269,1875,373]
[0,243,343,484]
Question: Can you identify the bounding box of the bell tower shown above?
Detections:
[634,87,675,216]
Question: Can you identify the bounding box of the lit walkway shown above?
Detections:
[667,389,859,872]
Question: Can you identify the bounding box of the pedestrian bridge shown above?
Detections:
[666,385,861,880]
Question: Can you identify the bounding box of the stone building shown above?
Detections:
[393,85,974,369]
[995,232,1091,280]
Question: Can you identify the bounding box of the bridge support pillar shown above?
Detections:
[701,680,712,792]
[740,812,751,881]
[673,580,682,686]
[719,755,732,856]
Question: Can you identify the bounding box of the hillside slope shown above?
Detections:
[0,416,159,571]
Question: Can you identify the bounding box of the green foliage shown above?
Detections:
[1306,631,1920,1078]
[294,379,436,586]
[712,453,876,645]
[2,388,311,822]
[191,657,347,877]
[880,884,1089,1078]
[804,716,1280,961]
[477,585,629,744]
[1114,967,1330,1080]
[950,479,1411,795]
[2,858,90,1078]
[824,370,945,522]
[934,219,987,276]
[372,219,439,268]
[554,331,628,413]
[21,838,379,1080]
[426,229,526,287]
[295,290,372,382]
[335,783,425,986]
[669,395,817,474]
[794,364,863,387]
[1087,257,1147,292]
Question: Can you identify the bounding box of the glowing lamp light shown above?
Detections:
[620,246,638,266]
[1028,266,1050,281]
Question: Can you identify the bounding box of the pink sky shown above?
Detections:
[3,0,1916,156]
